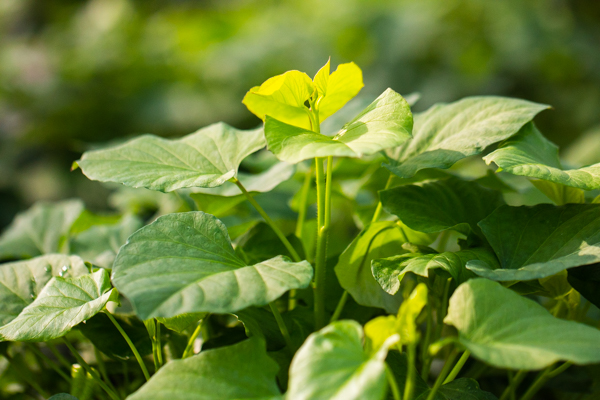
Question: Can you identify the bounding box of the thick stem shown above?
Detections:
[330,290,349,323]
[234,179,302,263]
[106,311,150,381]
[404,343,418,400]
[270,302,295,353]
[385,364,402,400]
[499,370,527,400]
[314,157,328,329]
[295,166,312,240]
[425,350,458,400]
[372,173,394,223]
[443,350,470,384]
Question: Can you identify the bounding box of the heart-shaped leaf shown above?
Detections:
[467,204,600,281]
[74,122,265,192]
[0,200,84,260]
[112,211,313,320]
[484,123,600,190]
[313,59,364,122]
[0,254,90,326]
[0,269,115,342]
[380,178,503,237]
[265,88,412,164]
[445,278,600,369]
[385,97,549,178]
[286,320,396,400]
[127,337,281,400]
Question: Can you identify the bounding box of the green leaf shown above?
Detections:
[286,320,395,400]
[0,200,84,260]
[265,88,412,164]
[127,337,281,400]
[416,378,497,400]
[484,123,600,190]
[445,278,600,369]
[530,180,585,205]
[0,269,115,342]
[0,254,90,326]
[385,96,549,178]
[70,215,142,268]
[467,204,600,281]
[334,222,410,313]
[313,60,364,122]
[380,178,504,237]
[235,222,304,265]
[568,264,600,308]
[49,394,80,400]
[113,211,313,320]
[157,313,206,334]
[373,248,497,295]
[243,70,314,130]
[75,122,265,192]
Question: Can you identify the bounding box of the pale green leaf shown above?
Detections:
[286,320,394,400]
[265,88,412,164]
[445,278,600,369]
[315,61,364,122]
[484,123,600,190]
[467,204,600,281]
[372,248,497,295]
[364,315,397,355]
[0,269,115,342]
[0,254,90,326]
[75,122,265,192]
[127,337,281,400]
[0,200,84,260]
[396,283,428,344]
[530,180,585,205]
[243,70,314,130]
[380,177,503,237]
[385,97,549,178]
[156,313,206,334]
[113,211,313,320]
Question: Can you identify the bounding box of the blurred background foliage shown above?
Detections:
[1,0,600,228]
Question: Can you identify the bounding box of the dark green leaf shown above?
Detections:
[416,378,497,400]
[568,264,600,308]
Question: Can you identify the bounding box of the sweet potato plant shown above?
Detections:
[1,60,600,400]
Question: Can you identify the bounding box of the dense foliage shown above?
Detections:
[1,60,600,400]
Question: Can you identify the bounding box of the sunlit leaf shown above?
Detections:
[313,60,364,122]
[396,283,427,344]
[127,337,281,400]
[467,204,600,281]
[0,269,115,342]
[445,278,600,369]
[75,123,265,192]
[113,211,313,320]
[484,123,600,190]
[265,89,412,164]
[385,97,549,178]
[0,254,90,326]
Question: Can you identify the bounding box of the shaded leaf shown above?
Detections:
[0,269,115,342]
[416,378,497,400]
[530,180,585,205]
[75,123,265,192]
[265,89,412,164]
[445,278,600,369]
[484,123,600,190]
[235,222,304,265]
[49,395,80,400]
[467,204,600,281]
[127,337,281,400]
[157,313,206,334]
[113,212,313,320]
[568,264,600,309]
[0,254,90,326]
[385,96,549,178]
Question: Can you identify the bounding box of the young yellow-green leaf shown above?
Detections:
[265,88,412,164]
[467,204,600,281]
[372,248,497,295]
[243,70,314,130]
[380,178,503,237]
[396,283,427,345]
[484,123,600,190]
[127,337,281,400]
[112,211,313,320]
[445,278,600,369]
[0,254,90,326]
[0,269,115,342]
[75,123,265,192]
[314,60,364,122]
[0,200,84,260]
[385,97,549,178]
[286,320,395,400]
[364,315,397,355]
[530,180,585,205]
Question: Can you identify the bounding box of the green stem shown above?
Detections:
[330,290,349,323]
[61,337,121,400]
[314,157,328,330]
[26,343,71,384]
[519,362,571,400]
[4,352,51,398]
[443,350,470,384]
[106,311,150,381]
[295,166,312,239]
[404,343,417,400]
[47,341,72,369]
[155,320,163,367]
[94,347,119,397]
[499,370,527,400]
[234,179,302,263]
[425,350,458,400]
[270,302,295,353]
[435,278,452,341]
[385,364,402,400]
[372,173,394,223]
[182,317,207,358]
[420,300,434,381]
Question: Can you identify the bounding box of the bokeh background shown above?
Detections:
[2,0,600,228]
